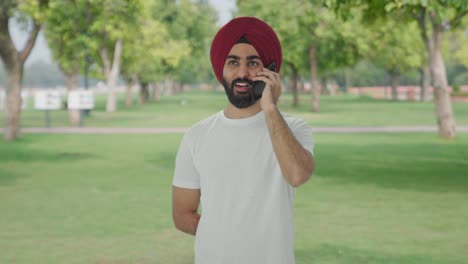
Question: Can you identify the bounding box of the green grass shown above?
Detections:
[1,133,467,263]
[10,90,468,128]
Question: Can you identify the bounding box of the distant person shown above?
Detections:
[172,16,315,264]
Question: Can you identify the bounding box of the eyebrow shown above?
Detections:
[226,55,261,60]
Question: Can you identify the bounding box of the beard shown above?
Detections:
[221,77,259,109]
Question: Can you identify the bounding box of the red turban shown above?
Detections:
[210,17,282,83]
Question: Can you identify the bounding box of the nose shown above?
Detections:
[237,64,249,79]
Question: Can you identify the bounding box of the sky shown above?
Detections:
[10,0,236,65]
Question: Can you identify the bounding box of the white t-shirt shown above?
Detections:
[173,110,314,264]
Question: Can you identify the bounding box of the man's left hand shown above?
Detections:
[254,68,282,111]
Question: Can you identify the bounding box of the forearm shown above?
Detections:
[174,212,201,236]
[264,105,314,187]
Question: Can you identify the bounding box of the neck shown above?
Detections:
[224,102,262,119]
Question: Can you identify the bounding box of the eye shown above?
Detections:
[249,61,260,67]
[227,60,238,66]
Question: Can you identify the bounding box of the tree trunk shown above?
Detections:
[152,82,161,102]
[0,10,41,141]
[125,74,137,108]
[329,79,337,96]
[65,71,80,126]
[139,82,149,104]
[125,80,133,108]
[343,68,351,94]
[309,45,320,112]
[99,39,123,113]
[419,65,431,101]
[125,84,133,107]
[291,68,299,107]
[298,79,304,93]
[287,62,299,107]
[430,23,456,139]
[3,64,23,140]
[389,70,400,101]
[175,82,182,94]
[321,77,327,95]
[105,75,117,112]
[164,79,174,96]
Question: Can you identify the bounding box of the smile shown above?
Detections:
[233,82,251,93]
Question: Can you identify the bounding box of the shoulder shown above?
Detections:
[181,111,223,147]
[179,111,223,155]
[186,111,222,136]
[280,112,311,130]
[280,111,315,154]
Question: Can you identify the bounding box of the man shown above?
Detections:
[172,16,315,264]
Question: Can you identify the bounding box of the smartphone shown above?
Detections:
[253,62,277,98]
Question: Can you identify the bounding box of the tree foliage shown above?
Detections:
[151,0,218,83]
[367,19,422,75]
[45,0,90,75]
[120,0,191,85]
[237,0,368,110]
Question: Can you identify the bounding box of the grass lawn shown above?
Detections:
[1,133,467,263]
[10,90,468,128]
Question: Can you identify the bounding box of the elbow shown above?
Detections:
[289,170,312,187]
[174,222,186,233]
[172,211,200,235]
[173,221,182,232]
[289,161,315,187]
[173,215,190,234]
[172,211,187,233]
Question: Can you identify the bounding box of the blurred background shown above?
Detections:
[1,0,468,263]
[1,0,467,135]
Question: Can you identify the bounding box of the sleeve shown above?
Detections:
[172,130,201,189]
[288,117,315,156]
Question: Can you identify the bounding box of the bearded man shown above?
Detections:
[172,16,315,264]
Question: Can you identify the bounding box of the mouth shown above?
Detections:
[233,82,252,94]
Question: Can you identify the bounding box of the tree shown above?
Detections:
[119,0,200,105]
[0,0,48,141]
[443,25,468,88]
[121,15,190,105]
[237,0,308,107]
[45,0,92,125]
[414,8,432,101]
[366,19,423,100]
[86,0,143,112]
[238,0,366,111]
[287,0,324,111]
[314,9,368,95]
[332,0,468,138]
[151,0,217,94]
[450,28,468,69]
[171,0,218,86]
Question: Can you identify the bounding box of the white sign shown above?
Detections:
[34,90,62,110]
[68,90,94,110]
[0,90,4,110]
[21,91,28,109]
[0,91,28,110]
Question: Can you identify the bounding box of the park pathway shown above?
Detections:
[4,126,468,134]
